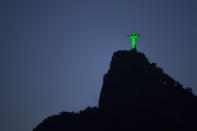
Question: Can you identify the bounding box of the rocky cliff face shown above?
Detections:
[99,50,194,113]
[34,49,197,131]
[99,49,152,111]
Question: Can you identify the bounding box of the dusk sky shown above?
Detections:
[1,0,197,130]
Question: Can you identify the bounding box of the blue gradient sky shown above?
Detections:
[1,0,197,130]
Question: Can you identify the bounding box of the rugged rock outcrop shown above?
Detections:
[33,49,197,131]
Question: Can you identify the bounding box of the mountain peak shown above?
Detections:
[34,50,197,131]
[109,49,149,72]
[99,50,194,112]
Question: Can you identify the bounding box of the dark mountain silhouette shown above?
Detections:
[33,49,197,131]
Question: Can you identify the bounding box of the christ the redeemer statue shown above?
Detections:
[128,32,140,49]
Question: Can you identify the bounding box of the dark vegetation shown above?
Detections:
[33,49,197,131]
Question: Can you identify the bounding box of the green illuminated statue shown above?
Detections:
[128,32,140,49]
